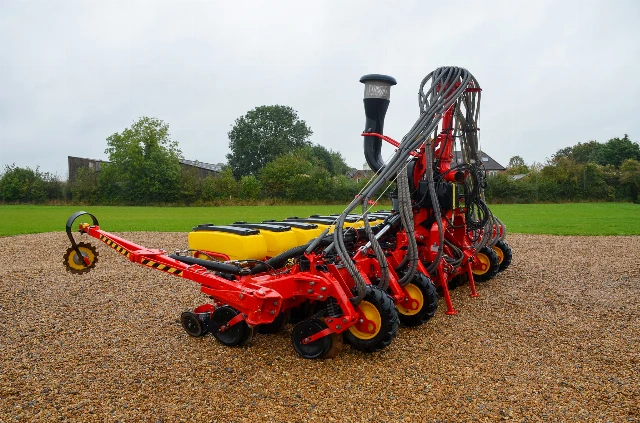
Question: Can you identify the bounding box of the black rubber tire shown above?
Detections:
[257,310,290,334]
[473,246,500,282]
[493,240,513,272]
[398,273,439,327]
[344,286,399,353]
[211,306,253,346]
[291,319,335,359]
[181,311,206,337]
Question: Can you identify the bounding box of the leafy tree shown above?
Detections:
[552,136,640,167]
[592,135,640,167]
[552,146,573,162]
[304,145,351,176]
[102,117,182,204]
[620,159,640,202]
[0,164,47,202]
[260,153,313,198]
[201,167,239,201]
[582,162,612,200]
[71,167,99,203]
[239,175,262,200]
[553,141,602,164]
[329,175,361,201]
[259,150,357,201]
[540,157,582,199]
[329,150,351,176]
[506,155,529,175]
[200,176,218,202]
[299,145,334,174]
[570,141,602,164]
[296,144,350,176]
[179,166,202,205]
[42,172,64,202]
[227,105,313,179]
[96,164,122,204]
[486,135,640,203]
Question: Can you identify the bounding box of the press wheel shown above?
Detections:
[291,319,342,359]
[212,306,253,346]
[181,311,208,337]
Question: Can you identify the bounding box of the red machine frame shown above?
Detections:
[65,212,372,341]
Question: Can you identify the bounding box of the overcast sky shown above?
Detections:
[1,0,639,178]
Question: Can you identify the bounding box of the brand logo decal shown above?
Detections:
[367,85,389,97]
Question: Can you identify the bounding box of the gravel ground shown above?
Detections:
[0,232,638,423]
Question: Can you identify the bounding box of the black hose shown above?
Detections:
[168,254,245,274]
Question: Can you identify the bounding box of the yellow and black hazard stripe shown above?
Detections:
[99,234,131,258]
[140,258,184,276]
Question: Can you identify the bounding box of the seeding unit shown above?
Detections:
[64,66,512,359]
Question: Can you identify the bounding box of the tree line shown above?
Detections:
[485,135,640,203]
[1,105,639,205]
[0,107,367,205]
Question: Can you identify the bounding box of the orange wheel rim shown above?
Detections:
[472,253,490,275]
[349,301,381,340]
[397,283,423,316]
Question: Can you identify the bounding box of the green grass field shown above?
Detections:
[487,203,640,235]
[0,203,638,236]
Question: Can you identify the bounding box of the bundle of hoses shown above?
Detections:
[452,84,508,248]
[332,66,482,305]
[479,214,507,248]
[393,162,419,286]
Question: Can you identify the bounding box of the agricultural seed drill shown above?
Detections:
[202,68,513,315]
[63,66,511,358]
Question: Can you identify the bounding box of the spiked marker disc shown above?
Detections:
[63,242,99,274]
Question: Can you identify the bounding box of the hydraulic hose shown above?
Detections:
[424,138,444,275]
[395,163,418,286]
[333,66,480,304]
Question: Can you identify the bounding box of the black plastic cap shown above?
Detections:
[360,74,397,85]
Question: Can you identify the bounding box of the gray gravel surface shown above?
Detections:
[1,232,638,422]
